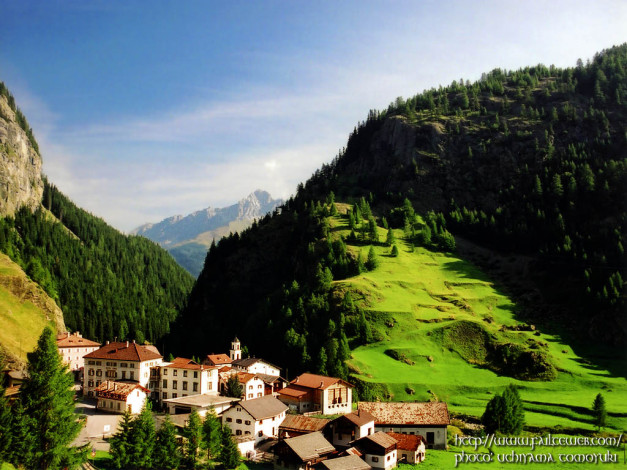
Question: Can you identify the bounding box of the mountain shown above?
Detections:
[170,45,627,428]
[0,82,195,354]
[133,190,283,276]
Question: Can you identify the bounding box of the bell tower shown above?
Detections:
[230,336,241,361]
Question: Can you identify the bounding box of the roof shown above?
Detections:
[278,387,309,398]
[386,432,424,451]
[7,370,26,381]
[236,394,288,420]
[84,341,162,362]
[321,455,371,470]
[205,354,232,365]
[56,332,100,348]
[283,431,336,461]
[291,373,354,390]
[95,381,149,400]
[280,414,329,433]
[237,371,258,383]
[353,432,397,452]
[339,410,375,427]
[357,402,450,426]
[164,357,211,370]
[232,357,281,371]
[256,373,287,384]
[163,394,240,408]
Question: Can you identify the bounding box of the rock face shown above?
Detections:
[0,95,44,217]
[133,190,283,276]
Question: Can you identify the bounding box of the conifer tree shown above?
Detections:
[501,384,525,434]
[391,244,399,257]
[219,425,240,469]
[202,407,222,461]
[19,326,85,470]
[225,374,243,398]
[128,403,156,470]
[184,409,203,469]
[385,228,395,246]
[365,246,379,271]
[592,393,607,430]
[316,347,328,375]
[0,356,11,463]
[110,410,134,469]
[155,415,180,470]
[481,394,506,434]
[8,399,35,468]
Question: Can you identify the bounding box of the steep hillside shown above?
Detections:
[133,190,283,276]
[0,252,65,367]
[0,85,43,217]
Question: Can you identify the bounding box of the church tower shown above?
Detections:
[230,336,241,361]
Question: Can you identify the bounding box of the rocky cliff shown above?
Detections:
[0,94,44,217]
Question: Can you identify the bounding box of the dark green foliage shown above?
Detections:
[0,356,11,463]
[202,407,222,461]
[482,384,525,435]
[225,374,243,398]
[592,393,607,430]
[385,228,395,246]
[128,404,156,470]
[0,181,194,344]
[391,244,399,257]
[365,246,379,271]
[17,327,86,470]
[184,409,203,469]
[0,81,40,154]
[219,425,240,470]
[110,411,134,469]
[7,399,35,468]
[155,415,180,470]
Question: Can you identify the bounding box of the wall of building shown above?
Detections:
[364,450,397,470]
[243,377,265,400]
[373,425,446,450]
[322,384,352,415]
[83,358,162,397]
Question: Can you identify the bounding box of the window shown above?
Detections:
[88,360,95,365]
[163,380,168,388]
[173,381,178,390]
[236,430,242,435]
[173,370,178,376]
[129,363,134,368]
[249,385,253,390]
[106,370,116,378]
[183,382,188,391]
[208,383,212,390]
[258,431,263,437]
[88,380,94,387]
[163,392,167,399]
[258,393,262,398]
[387,456,390,461]
[193,371,198,378]
[183,371,187,377]
[130,372,135,380]
[226,418,232,422]
[96,380,101,387]
[164,369,168,375]
[236,419,242,424]
[173,393,177,398]
[96,370,102,377]
[245,420,251,425]
[88,369,94,376]
[193,382,198,392]
[122,371,126,379]
[96,361,101,365]
[372,457,379,463]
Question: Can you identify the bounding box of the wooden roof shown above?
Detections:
[282,431,336,461]
[357,401,450,426]
[386,432,424,451]
[56,332,100,348]
[84,341,162,362]
[291,373,354,390]
[280,414,329,433]
[321,455,371,470]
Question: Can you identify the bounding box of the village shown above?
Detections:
[44,331,451,468]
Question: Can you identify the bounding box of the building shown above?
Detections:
[238,372,266,400]
[203,353,232,367]
[279,414,329,439]
[158,357,218,403]
[56,331,100,376]
[230,337,242,361]
[232,357,282,377]
[163,394,239,417]
[274,431,337,470]
[357,402,450,450]
[320,455,371,470]
[386,432,425,464]
[257,373,288,396]
[94,380,150,414]
[278,373,354,415]
[350,432,398,470]
[83,341,162,398]
[327,410,375,448]
[222,394,288,445]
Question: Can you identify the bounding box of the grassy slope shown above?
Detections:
[0,252,61,363]
[328,213,627,433]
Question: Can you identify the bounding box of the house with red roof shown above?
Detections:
[277,373,354,415]
[83,340,162,399]
[350,432,398,470]
[95,380,150,414]
[386,432,425,464]
[327,410,376,447]
[157,357,218,403]
[357,402,450,450]
[56,331,100,376]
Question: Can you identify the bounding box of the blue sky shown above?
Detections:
[1,1,625,232]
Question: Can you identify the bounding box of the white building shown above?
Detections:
[163,394,239,417]
[222,394,288,445]
[83,341,162,398]
[351,432,398,470]
[278,373,353,415]
[56,332,100,374]
[158,357,218,402]
[94,380,150,414]
[328,410,375,448]
[232,357,282,377]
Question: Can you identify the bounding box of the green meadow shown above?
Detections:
[328,214,627,433]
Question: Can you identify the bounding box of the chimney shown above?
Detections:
[67,332,70,338]
[106,340,110,345]
[126,341,129,347]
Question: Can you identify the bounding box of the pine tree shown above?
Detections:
[184,409,203,469]
[316,347,328,375]
[385,228,396,246]
[128,403,156,470]
[225,373,243,398]
[110,410,134,469]
[202,407,222,462]
[155,415,180,470]
[7,399,35,468]
[481,394,506,434]
[592,393,607,430]
[219,425,240,469]
[391,244,399,257]
[365,246,379,271]
[19,326,85,470]
[0,356,11,463]
[501,384,525,434]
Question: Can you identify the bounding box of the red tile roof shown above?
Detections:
[84,341,162,362]
[95,380,150,400]
[357,402,450,426]
[278,387,309,398]
[205,354,232,365]
[341,410,375,427]
[164,357,213,370]
[291,373,354,390]
[386,432,424,451]
[56,332,100,348]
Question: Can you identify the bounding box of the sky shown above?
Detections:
[0,1,625,232]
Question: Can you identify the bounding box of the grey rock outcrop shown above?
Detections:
[0,95,43,216]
